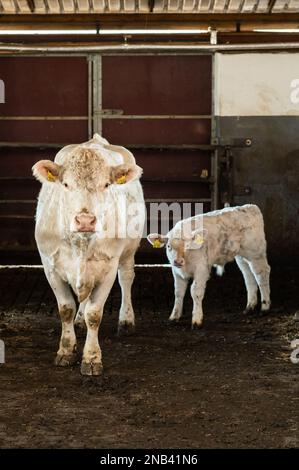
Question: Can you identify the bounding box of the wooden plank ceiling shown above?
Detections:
[1,0,299,15]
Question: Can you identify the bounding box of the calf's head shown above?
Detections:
[147,229,207,268]
[32,146,142,234]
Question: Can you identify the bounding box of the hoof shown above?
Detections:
[54,352,78,367]
[168,318,182,329]
[192,322,203,330]
[243,307,256,315]
[80,361,103,376]
[117,322,135,336]
[260,308,270,317]
[260,302,271,315]
[168,316,180,324]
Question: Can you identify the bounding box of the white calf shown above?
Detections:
[148,204,271,329]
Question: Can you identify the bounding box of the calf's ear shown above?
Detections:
[186,228,208,250]
[111,163,143,185]
[147,233,168,249]
[32,160,61,184]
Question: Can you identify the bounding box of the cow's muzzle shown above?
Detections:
[174,259,185,268]
[74,213,97,232]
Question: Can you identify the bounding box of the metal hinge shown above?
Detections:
[211,137,252,148]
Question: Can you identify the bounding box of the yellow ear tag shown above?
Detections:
[195,234,205,245]
[47,171,56,182]
[116,175,126,185]
[153,239,162,249]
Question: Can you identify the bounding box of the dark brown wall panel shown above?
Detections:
[143,182,211,199]
[0,57,88,116]
[0,148,57,177]
[0,179,39,200]
[0,120,88,143]
[0,57,90,261]
[0,201,36,217]
[134,150,211,181]
[0,54,213,264]
[103,119,211,145]
[0,217,35,251]
[102,55,211,115]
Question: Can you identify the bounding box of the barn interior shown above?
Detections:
[0,2,298,449]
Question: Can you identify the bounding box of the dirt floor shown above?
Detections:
[0,264,298,449]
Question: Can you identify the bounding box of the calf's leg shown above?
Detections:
[117,255,136,335]
[190,269,210,329]
[248,257,271,312]
[235,255,258,314]
[169,272,188,322]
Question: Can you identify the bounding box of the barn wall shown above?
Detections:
[0,56,89,264]
[215,52,299,259]
[0,53,213,264]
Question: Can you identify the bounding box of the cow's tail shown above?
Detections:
[215,265,225,276]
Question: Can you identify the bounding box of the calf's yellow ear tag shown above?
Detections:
[116,175,126,185]
[47,170,56,182]
[153,239,162,249]
[195,234,205,246]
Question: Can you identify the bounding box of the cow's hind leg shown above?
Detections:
[75,300,87,329]
[43,266,77,366]
[117,254,136,335]
[235,255,258,314]
[248,256,271,313]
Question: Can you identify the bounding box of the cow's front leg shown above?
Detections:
[169,272,188,323]
[43,266,77,366]
[118,255,135,335]
[190,270,209,329]
[81,267,118,376]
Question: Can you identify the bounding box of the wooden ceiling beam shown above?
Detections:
[1,13,299,25]
[0,13,299,33]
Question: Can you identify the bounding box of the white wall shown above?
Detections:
[215,52,299,116]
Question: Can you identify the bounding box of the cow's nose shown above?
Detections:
[174,259,184,268]
[74,213,96,232]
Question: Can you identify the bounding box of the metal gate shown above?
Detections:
[0,53,216,264]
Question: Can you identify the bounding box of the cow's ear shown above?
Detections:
[111,163,143,185]
[187,228,207,250]
[147,233,168,249]
[32,160,61,184]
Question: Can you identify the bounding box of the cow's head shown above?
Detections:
[147,229,207,268]
[32,145,142,234]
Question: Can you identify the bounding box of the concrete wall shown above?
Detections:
[215,52,299,260]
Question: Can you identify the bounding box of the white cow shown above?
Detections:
[148,205,271,329]
[32,134,145,375]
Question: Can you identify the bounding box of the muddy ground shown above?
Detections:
[0,264,298,449]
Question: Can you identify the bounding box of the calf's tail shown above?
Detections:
[215,265,225,276]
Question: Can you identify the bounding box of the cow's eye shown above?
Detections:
[105,182,110,188]
[63,182,68,188]
[167,244,172,251]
